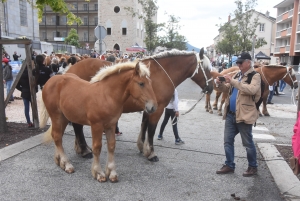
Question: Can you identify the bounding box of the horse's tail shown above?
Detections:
[43,125,53,143]
[39,97,49,128]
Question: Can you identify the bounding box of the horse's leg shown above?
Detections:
[205,94,209,112]
[218,92,227,116]
[52,116,74,173]
[212,91,220,110]
[207,93,213,114]
[73,123,93,158]
[90,123,106,182]
[137,112,149,153]
[143,108,164,162]
[104,125,118,182]
[262,90,270,116]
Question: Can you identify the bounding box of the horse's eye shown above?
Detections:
[139,82,144,87]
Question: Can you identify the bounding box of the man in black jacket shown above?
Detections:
[34,55,54,89]
[13,51,21,61]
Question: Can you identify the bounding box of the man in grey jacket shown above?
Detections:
[215,52,261,177]
[2,57,14,101]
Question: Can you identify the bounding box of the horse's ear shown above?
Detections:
[199,48,204,60]
[135,62,140,75]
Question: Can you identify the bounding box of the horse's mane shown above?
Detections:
[90,61,149,83]
[142,49,211,71]
[62,63,72,74]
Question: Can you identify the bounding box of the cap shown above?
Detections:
[2,58,9,63]
[236,52,252,64]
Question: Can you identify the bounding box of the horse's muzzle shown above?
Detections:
[203,84,213,94]
[145,101,157,114]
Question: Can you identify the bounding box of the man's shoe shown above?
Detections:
[278,92,285,95]
[242,167,257,177]
[216,165,234,174]
[267,102,274,104]
[157,135,163,140]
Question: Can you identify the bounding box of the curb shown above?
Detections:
[258,143,300,201]
[0,125,73,162]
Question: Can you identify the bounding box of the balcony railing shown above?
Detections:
[287,27,292,35]
[289,9,294,17]
[286,45,290,52]
[275,47,280,52]
[276,14,283,22]
[276,31,281,37]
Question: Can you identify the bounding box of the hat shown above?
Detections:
[2,58,9,63]
[236,52,251,63]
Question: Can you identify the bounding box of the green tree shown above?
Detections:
[64,28,80,47]
[159,15,187,50]
[125,0,164,54]
[233,0,266,52]
[1,0,88,25]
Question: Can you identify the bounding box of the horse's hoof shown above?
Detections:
[213,107,217,110]
[109,177,118,183]
[65,164,75,173]
[97,174,107,182]
[82,152,93,159]
[205,110,209,112]
[218,113,222,116]
[259,114,263,117]
[264,114,270,117]
[148,156,159,162]
[209,111,213,114]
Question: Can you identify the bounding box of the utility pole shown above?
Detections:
[251,36,256,61]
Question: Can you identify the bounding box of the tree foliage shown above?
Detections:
[216,0,267,55]
[1,0,88,25]
[125,0,164,54]
[64,28,80,47]
[159,15,187,50]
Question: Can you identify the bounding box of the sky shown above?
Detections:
[156,0,283,49]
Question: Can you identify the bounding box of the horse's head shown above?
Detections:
[191,48,214,94]
[129,62,157,114]
[283,67,298,89]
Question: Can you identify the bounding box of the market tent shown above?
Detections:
[255,51,271,60]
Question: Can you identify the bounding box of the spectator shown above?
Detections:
[157,89,184,145]
[2,57,14,102]
[67,56,78,65]
[50,57,59,74]
[34,54,54,89]
[13,51,21,61]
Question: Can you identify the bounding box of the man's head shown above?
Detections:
[14,51,17,54]
[236,52,252,74]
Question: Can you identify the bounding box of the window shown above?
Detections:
[62,32,67,37]
[94,17,98,26]
[94,4,98,11]
[259,23,265,32]
[53,31,56,39]
[41,16,45,23]
[52,16,56,25]
[42,31,46,40]
[107,28,111,35]
[122,28,127,35]
[83,17,88,25]
[83,32,88,42]
[73,3,77,10]
[83,4,88,11]
[61,16,67,25]
[19,0,27,26]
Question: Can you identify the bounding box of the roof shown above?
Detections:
[255,51,271,60]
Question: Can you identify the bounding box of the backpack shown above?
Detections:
[245,71,265,110]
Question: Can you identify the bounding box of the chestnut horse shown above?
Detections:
[210,65,298,116]
[64,49,213,162]
[40,62,157,182]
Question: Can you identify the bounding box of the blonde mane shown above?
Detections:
[142,49,211,71]
[90,61,150,83]
[62,63,72,74]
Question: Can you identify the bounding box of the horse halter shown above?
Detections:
[282,66,297,89]
[191,54,213,94]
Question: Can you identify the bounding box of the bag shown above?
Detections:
[245,71,265,110]
[289,156,300,175]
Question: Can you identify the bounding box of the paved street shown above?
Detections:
[0,77,299,200]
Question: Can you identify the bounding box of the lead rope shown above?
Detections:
[181,92,206,115]
[152,58,175,90]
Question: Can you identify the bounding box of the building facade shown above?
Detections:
[274,0,300,66]
[39,0,154,53]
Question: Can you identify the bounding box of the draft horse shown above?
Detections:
[211,65,298,116]
[40,62,157,182]
[65,49,214,162]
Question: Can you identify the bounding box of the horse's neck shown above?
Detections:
[260,66,287,85]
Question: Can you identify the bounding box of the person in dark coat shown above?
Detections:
[2,57,14,101]
[34,55,54,89]
[16,68,38,127]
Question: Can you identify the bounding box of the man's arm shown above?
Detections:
[231,73,261,95]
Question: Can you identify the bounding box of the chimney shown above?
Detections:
[266,11,269,17]
[228,15,231,22]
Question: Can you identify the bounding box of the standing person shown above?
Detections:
[2,58,14,102]
[267,83,276,104]
[34,55,54,89]
[49,57,59,74]
[215,52,261,177]
[157,89,184,145]
[279,62,287,94]
[13,51,21,61]
[16,67,37,128]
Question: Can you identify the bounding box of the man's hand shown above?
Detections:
[175,111,179,117]
[224,75,232,83]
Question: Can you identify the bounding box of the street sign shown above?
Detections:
[94,26,107,40]
[94,40,106,54]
